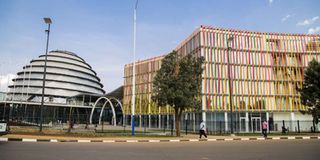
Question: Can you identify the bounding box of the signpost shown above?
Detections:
[0,121,7,135]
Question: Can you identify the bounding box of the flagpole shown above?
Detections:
[131,0,138,136]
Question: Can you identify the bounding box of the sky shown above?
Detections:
[0,0,319,93]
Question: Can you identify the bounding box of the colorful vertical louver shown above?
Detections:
[124,25,320,115]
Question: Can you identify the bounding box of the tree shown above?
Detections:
[297,58,320,131]
[152,51,204,136]
[67,107,74,133]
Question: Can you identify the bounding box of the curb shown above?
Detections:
[0,136,319,143]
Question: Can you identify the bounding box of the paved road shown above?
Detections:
[0,140,319,160]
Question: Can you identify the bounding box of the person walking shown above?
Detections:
[262,120,268,138]
[199,120,207,139]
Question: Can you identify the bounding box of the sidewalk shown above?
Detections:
[1,133,320,143]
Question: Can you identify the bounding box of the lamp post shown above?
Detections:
[39,17,52,132]
[227,37,234,134]
[131,0,138,136]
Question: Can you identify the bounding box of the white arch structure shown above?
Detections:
[108,97,124,125]
[108,97,123,115]
[89,97,123,126]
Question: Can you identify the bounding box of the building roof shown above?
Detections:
[7,50,105,102]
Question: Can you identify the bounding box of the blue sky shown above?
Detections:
[0,0,319,92]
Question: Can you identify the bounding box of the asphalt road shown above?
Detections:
[0,140,319,160]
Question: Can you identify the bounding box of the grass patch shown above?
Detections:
[8,126,174,138]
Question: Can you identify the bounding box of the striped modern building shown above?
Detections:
[124,25,320,132]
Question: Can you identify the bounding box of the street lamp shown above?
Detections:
[131,0,138,136]
[227,37,234,134]
[39,17,52,132]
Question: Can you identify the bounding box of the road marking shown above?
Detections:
[137,140,149,142]
[160,140,170,142]
[37,139,50,142]
[22,139,37,142]
[180,139,189,142]
[59,140,77,142]
[8,138,22,141]
[169,139,180,142]
[2,135,319,143]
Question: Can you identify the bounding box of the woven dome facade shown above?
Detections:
[7,50,105,102]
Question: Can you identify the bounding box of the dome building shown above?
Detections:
[7,50,105,103]
[0,50,112,124]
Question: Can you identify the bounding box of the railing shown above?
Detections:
[0,112,319,135]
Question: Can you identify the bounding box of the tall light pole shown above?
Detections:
[131,0,138,136]
[39,17,52,132]
[227,37,234,134]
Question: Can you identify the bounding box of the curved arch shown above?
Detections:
[89,97,123,125]
[98,97,116,126]
[109,97,123,114]
[89,97,107,124]
[89,97,101,124]
[109,97,124,126]
[89,96,117,125]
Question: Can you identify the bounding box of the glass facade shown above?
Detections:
[123,26,320,115]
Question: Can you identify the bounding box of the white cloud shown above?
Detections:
[0,74,16,92]
[308,27,320,34]
[297,16,319,26]
[268,0,274,5]
[281,14,293,23]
